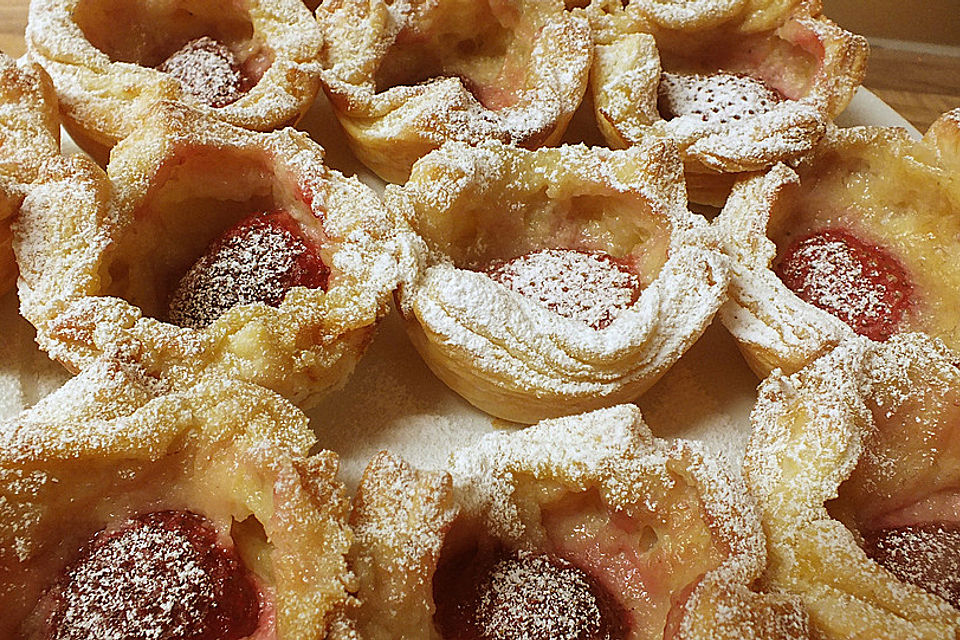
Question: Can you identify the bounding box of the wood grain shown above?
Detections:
[1,0,959,131]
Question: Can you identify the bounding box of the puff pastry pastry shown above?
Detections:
[586,0,867,205]
[744,333,960,639]
[317,0,592,183]
[26,0,323,159]
[15,101,402,408]
[0,356,353,639]
[340,404,810,640]
[0,53,60,295]
[391,139,728,423]
[718,111,960,377]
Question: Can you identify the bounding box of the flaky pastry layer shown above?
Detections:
[718,112,960,377]
[0,53,60,295]
[586,0,867,205]
[26,0,323,158]
[341,405,809,640]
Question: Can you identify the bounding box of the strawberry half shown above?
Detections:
[433,547,628,640]
[658,71,783,125]
[863,523,960,609]
[168,210,328,330]
[775,228,913,342]
[33,510,261,640]
[486,249,643,330]
[158,36,251,108]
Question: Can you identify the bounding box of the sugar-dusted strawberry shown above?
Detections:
[486,249,643,330]
[658,71,783,125]
[168,210,328,330]
[774,228,913,341]
[433,547,627,640]
[863,523,960,609]
[35,510,261,640]
[158,37,252,108]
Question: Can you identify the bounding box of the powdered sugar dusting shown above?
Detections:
[442,405,793,637]
[391,141,728,418]
[745,336,869,504]
[659,72,782,126]
[865,524,960,608]
[0,357,169,469]
[318,1,592,179]
[745,333,960,634]
[450,405,759,557]
[487,250,642,330]
[26,0,323,139]
[586,1,844,173]
[785,236,880,314]
[862,333,958,421]
[774,230,911,342]
[476,552,608,640]
[0,54,60,208]
[168,218,322,330]
[157,37,247,109]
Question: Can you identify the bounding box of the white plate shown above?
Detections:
[0,87,919,488]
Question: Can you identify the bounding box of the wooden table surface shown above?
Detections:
[2,1,959,132]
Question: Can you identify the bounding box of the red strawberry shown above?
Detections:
[158,37,251,108]
[37,510,261,640]
[168,211,328,330]
[775,229,912,342]
[433,547,628,640]
[863,523,960,608]
[658,71,783,124]
[486,249,643,330]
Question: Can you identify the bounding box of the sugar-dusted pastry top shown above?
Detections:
[391,138,728,423]
[317,0,592,182]
[745,333,960,639]
[585,0,867,205]
[14,100,405,408]
[0,52,60,295]
[26,0,323,157]
[0,355,353,639]
[718,109,960,377]
[341,404,810,640]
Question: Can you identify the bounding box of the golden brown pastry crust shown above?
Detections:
[718,114,960,378]
[339,452,456,640]
[744,333,960,639]
[586,0,867,205]
[0,53,60,295]
[317,0,592,183]
[344,405,810,640]
[391,139,728,423]
[26,0,322,158]
[15,101,402,408]
[0,356,354,639]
